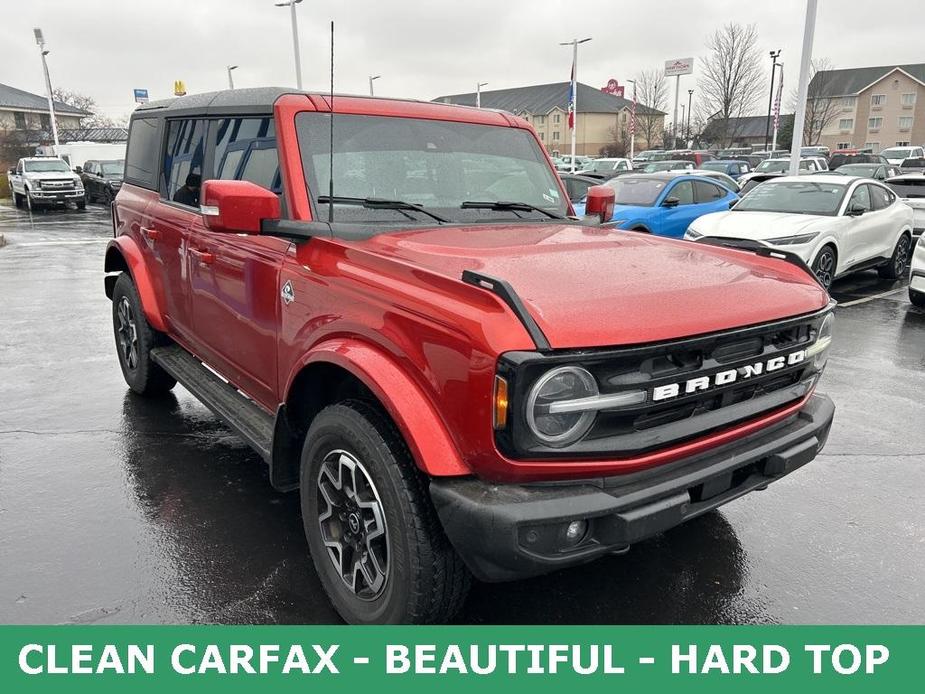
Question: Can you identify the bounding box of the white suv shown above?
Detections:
[911,234,925,307]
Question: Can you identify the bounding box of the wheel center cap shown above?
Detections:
[348,513,360,534]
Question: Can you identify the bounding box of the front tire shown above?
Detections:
[300,401,470,624]
[878,233,911,280]
[13,192,23,208]
[111,273,176,396]
[812,245,837,290]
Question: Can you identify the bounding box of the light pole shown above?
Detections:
[790,2,819,175]
[227,65,238,89]
[686,89,693,143]
[559,37,592,173]
[627,79,636,160]
[368,75,381,96]
[680,104,686,147]
[476,82,488,109]
[765,49,781,151]
[274,0,304,89]
[33,28,59,155]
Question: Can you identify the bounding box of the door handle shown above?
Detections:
[190,248,215,265]
[140,226,159,240]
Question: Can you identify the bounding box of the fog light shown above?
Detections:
[564,519,588,547]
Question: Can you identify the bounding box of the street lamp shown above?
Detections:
[559,37,592,172]
[274,0,304,89]
[227,65,238,89]
[33,28,60,155]
[680,104,686,147]
[476,82,488,109]
[765,49,781,150]
[368,75,381,96]
[687,89,693,142]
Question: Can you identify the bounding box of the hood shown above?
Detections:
[356,224,828,349]
[885,158,905,165]
[25,170,79,180]
[689,210,835,241]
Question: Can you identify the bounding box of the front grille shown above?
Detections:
[40,179,77,190]
[496,308,829,459]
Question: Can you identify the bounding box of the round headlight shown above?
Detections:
[525,366,598,446]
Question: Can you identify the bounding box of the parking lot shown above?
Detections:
[0,201,923,625]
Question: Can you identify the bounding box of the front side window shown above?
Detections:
[847,184,872,213]
[296,113,568,225]
[214,117,279,191]
[163,119,205,206]
[667,180,694,205]
[734,181,847,216]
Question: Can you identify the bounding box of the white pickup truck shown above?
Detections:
[7,157,85,211]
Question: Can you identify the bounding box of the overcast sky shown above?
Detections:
[3,0,924,121]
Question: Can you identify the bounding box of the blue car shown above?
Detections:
[700,159,751,180]
[574,173,739,238]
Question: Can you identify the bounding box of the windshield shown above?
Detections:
[837,164,878,177]
[589,160,617,172]
[734,181,847,216]
[755,160,790,173]
[642,161,685,172]
[881,147,913,160]
[701,161,730,173]
[605,177,667,206]
[24,160,71,173]
[296,113,568,225]
[100,161,124,176]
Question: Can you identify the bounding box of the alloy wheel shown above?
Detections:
[894,236,910,276]
[116,296,139,370]
[316,449,389,600]
[813,249,835,289]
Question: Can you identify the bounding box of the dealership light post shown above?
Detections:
[789,0,818,176]
[627,79,636,160]
[764,49,781,151]
[227,65,238,89]
[560,37,592,173]
[33,28,59,155]
[687,89,694,143]
[369,75,381,96]
[476,82,488,109]
[274,0,304,89]
[771,64,784,153]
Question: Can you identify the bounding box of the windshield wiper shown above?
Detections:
[317,196,450,223]
[460,200,566,220]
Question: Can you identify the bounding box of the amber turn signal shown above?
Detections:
[493,375,509,429]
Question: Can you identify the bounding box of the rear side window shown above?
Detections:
[668,180,694,204]
[213,117,280,192]
[870,184,893,210]
[693,180,725,203]
[125,118,161,189]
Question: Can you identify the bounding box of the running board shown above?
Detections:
[150,345,275,461]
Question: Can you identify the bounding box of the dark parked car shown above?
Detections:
[80,159,124,204]
[835,163,903,181]
[558,173,600,203]
[701,159,751,180]
[666,149,715,166]
[828,152,887,169]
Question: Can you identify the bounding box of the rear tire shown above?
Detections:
[300,401,470,624]
[111,272,176,396]
[878,233,911,280]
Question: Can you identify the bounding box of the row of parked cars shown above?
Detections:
[558,145,925,305]
[6,155,125,210]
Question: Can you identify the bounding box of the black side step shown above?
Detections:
[150,345,274,461]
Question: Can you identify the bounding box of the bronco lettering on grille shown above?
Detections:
[651,349,807,402]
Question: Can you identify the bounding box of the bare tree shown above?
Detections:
[634,68,667,149]
[51,88,122,129]
[789,58,840,146]
[696,22,764,147]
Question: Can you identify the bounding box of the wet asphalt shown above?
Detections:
[0,201,923,626]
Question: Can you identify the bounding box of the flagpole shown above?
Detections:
[560,37,591,173]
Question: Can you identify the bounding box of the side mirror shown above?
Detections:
[584,185,615,224]
[846,203,866,217]
[7,169,14,176]
[662,197,680,208]
[728,200,737,210]
[74,166,83,174]
[200,179,280,234]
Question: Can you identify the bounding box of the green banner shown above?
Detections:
[1,626,919,692]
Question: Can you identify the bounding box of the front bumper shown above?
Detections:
[431,393,834,582]
[30,190,83,200]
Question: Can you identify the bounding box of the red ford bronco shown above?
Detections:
[105,88,835,624]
